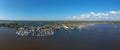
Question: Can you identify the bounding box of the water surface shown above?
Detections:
[0,22,120,50]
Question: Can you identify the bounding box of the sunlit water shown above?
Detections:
[0,22,120,50]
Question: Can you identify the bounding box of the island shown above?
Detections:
[0,21,120,36]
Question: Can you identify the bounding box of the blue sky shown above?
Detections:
[0,0,120,21]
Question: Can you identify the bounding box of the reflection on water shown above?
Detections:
[0,24,120,50]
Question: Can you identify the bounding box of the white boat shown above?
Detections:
[62,24,69,29]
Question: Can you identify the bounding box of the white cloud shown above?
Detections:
[67,10,120,20]
[0,16,6,20]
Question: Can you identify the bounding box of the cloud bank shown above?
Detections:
[67,11,120,21]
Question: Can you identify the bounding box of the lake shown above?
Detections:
[0,21,120,50]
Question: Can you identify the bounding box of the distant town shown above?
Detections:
[0,21,120,36]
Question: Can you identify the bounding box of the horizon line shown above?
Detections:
[0,20,120,22]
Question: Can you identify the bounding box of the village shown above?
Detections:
[0,22,103,36]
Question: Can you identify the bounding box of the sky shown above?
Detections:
[0,0,120,21]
